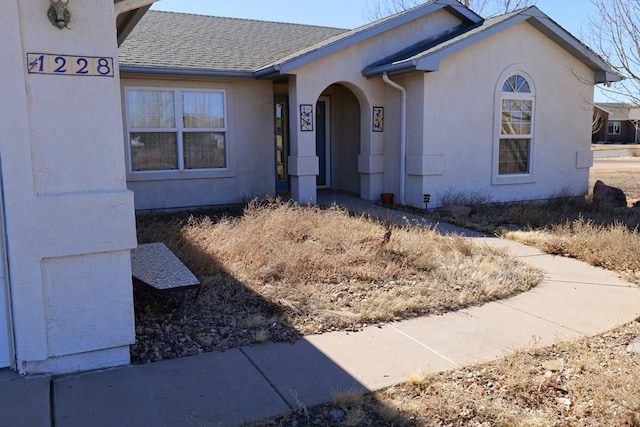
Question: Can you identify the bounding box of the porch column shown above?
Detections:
[288,77,318,204]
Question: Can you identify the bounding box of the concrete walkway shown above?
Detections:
[2,195,640,426]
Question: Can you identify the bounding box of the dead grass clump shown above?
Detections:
[137,199,542,338]
[506,217,640,284]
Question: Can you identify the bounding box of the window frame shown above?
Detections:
[492,70,536,185]
[124,86,234,181]
[607,121,621,135]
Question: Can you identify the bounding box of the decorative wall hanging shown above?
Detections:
[373,106,384,132]
[300,104,313,131]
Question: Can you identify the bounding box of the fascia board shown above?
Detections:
[413,14,529,72]
[523,9,622,83]
[120,66,255,79]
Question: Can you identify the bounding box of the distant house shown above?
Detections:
[118,0,619,212]
[593,103,640,144]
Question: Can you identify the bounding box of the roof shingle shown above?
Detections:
[118,11,348,72]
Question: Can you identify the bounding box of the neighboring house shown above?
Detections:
[593,103,640,144]
[119,1,618,212]
[2,1,154,375]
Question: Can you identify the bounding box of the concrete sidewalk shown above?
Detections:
[2,197,640,426]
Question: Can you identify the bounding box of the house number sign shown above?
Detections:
[27,53,114,77]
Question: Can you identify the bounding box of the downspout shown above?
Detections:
[382,72,407,206]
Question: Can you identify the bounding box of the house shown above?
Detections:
[1,0,619,377]
[119,1,618,213]
[593,103,640,144]
[1,0,154,375]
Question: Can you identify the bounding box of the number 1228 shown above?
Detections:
[27,53,114,77]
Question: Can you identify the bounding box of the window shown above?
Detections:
[608,121,621,135]
[127,88,227,172]
[498,74,534,175]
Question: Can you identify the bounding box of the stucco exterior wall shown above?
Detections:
[413,22,595,208]
[1,1,137,374]
[286,9,463,203]
[122,77,276,211]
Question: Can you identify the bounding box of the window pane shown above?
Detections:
[501,99,532,135]
[183,132,226,169]
[499,138,530,174]
[128,90,175,128]
[502,74,531,93]
[608,121,621,135]
[130,133,178,171]
[183,92,225,128]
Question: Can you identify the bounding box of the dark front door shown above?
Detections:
[316,97,330,187]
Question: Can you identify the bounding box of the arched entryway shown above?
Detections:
[317,83,362,195]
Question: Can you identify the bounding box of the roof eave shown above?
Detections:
[363,59,433,78]
[262,0,482,76]
[595,70,624,84]
[377,7,621,85]
[520,9,621,84]
[115,0,158,46]
[411,13,530,75]
[253,66,282,79]
[119,65,255,79]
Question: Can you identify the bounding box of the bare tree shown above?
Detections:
[588,0,640,104]
[364,0,535,20]
[592,107,604,135]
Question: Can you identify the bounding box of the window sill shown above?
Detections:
[492,173,535,186]
[127,168,235,182]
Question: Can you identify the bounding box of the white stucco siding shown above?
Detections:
[289,9,461,107]
[419,21,594,207]
[3,1,137,374]
[123,77,275,211]
[285,10,462,203]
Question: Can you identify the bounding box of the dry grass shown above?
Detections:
[136,199,542,338]
[591,143,640,151]
[506,219,640,284]
[428,159,640,285]
[256,319,640,426]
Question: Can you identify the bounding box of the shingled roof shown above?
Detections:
[118,11,347,75]
[119,4,618,85]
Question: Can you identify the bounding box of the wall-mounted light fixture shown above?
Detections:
[48,0,71,29]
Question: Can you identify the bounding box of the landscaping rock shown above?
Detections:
[542,359,564,372]
[441,205,472,219]
[593,180,627,207]
[626,342,640,354]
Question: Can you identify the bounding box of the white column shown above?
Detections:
[288,77,319,204]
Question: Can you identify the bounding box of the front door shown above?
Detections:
[316,97,331,188]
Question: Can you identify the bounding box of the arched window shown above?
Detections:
[498,74,534,175]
